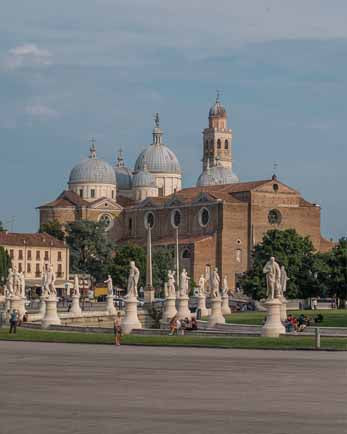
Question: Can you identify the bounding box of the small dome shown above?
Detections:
[209,94,227,118]
[135,145,181,174]
[133,167,156,188]
[69,145,116,185]
[197,166,239,187]
[114,150,133,190]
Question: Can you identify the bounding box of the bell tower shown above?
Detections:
[202,93,232,171]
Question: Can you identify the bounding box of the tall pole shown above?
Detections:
[145,225,154,303]
[176,227,179,285]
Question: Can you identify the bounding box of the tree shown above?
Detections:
[327,238,347,307]
[108,243,146,289]
[65,220,114,282]
[0,221,5,232]
[39,220,65,241]
[152,246,175,290]
[0,246,11,285]
[240,229,327,300]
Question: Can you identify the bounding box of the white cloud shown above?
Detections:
[3,44,52,69]
[25,104,59,119]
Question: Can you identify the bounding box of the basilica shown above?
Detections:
[38,95,333,289]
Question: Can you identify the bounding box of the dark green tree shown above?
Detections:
[0,246,11,285]
[39,220,65,241]
[152,246,175,290]
[240,229,326,300]
[108,243,146,289]
[327,238,347,307]
[65,220,114,282]
[0,221,6,232]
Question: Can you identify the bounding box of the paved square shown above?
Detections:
[0,341,346,434]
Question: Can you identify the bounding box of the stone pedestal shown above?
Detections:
[5,297,11,312]
[106,295,116,315]
[176,295,191,320]
[221,294,231,315]
[70,295,82,316]
[208,297,225,328]
[122,296,142,335]
[41,298,61,329]
[261,298,285,337]
[39,296,46,317]
[162,296,177,322]
[10,296,26,319]
[197,295,208,317]
[279,296,287,322]
[144,285,155,304]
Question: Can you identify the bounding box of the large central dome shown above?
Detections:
[69,145,116,185]
[134,144,181,174]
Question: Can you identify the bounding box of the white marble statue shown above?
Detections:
[6,268,14,296]
[104,275,113,296]
[12,267,21,297]
[222,275,228,296]
[127,261,139,297]
[19,272,26,298]
[211,268,220,298]
[179,268,190,297]
[198,274,206,296]
[204,265,211,295]
[280,265,289,296]
[47,264,57,297]
[167,270,176,297]
[263,257,281,300]
[41,267,49,297]
[73,274,80,297]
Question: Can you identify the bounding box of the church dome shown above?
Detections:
[134,113,181,175]
[196,165,239,187]
[114,150,133,190]
[209,94,227,118]
[133,167,156,187]
[69,145,116,185]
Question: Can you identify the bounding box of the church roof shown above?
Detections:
[37,190,89,209]
[0,232,66,248]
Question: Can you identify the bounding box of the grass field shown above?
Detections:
[0,327,346,350]
[221,310,347,327]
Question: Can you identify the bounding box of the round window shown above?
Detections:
[199,207,210,227]
[268,209,282,225]
[144,212,155,229]
[171,209,182,228]
[99,214,113,231]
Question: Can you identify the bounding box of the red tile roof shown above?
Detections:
[37,190,89,209]
[0,232,66,248]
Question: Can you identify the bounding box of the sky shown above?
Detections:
[0,0,346,240]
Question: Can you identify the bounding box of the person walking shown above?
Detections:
[9,310,18,334]
[114,312,122,346]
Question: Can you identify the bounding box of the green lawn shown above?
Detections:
[221,310,347,328]
[0,327,346,350]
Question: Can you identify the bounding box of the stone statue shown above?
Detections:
[47,264,57,297]
[211,268,220,298]
[12,267,21,297]
[73,275,80,297]
[167,270,176,297]
[222,275,228,295]
[127,261,139,297]
[179,268,190,297]
[19,272,26,298]
[280,265,289,296]
[42,267,50,298]
[263,257,281,300]
[6,268,14,296]
[104,275,113,296]
[204,265,211,295]
[198,274,206,296]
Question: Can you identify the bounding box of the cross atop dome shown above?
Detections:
[89,137,97,159]
[116,149,125,168]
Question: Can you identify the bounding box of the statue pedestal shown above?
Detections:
[221,294,231,315]
[261,298,285,337]
[5,297,11,312]
[162,296,177,322]
[208,297,225,328]
[10,296,26,319]
[144,285,155,304]
[279,296,287,322]
[106,295,116,315]
[70,295,82,316]
[176,295,191,320]
[122,296,141,335]
[39,296,46,317]
[42,298,61,329]
[197,295,208,317]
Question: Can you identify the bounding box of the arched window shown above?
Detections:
[182,248,191,259]
[128,218,132,234]
[217,139,221,149]
[224,140,228,149]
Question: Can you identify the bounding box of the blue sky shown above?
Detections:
[0,0,346,240]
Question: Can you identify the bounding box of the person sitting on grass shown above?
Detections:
[314,313,324,324]
[297,314,306,332]
[191,317,198,331]
[169,316,177,335]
